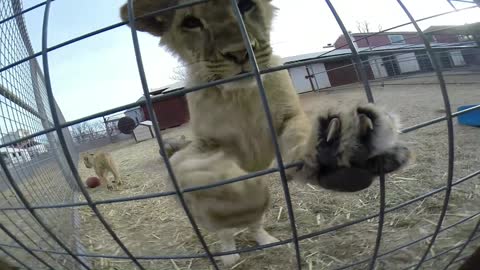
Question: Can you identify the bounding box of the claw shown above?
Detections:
[359,114,373,136]
[326,118,340,142]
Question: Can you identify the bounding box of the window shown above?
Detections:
[458,34,473,42]
[388,34,405,44]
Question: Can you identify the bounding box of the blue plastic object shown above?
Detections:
[457,105,480,127]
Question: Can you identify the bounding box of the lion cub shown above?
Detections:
[83,151,121,189]
[120,0,410,266]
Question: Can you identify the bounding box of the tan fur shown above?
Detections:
[0,258,18,270]
[458,245,480,270]
[83,151,121,189]
[120,0,409,266]
[164,135,191,158]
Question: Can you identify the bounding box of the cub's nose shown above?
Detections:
[222,50,249,64]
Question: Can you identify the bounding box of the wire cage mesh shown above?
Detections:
[0,0,480,269]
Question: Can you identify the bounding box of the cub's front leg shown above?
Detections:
[296,104,411,192]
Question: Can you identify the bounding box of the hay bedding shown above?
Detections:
[77,73,480,270]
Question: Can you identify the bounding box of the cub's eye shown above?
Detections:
[181,16,203,29]
[238,0,255,13]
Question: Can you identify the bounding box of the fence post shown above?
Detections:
[103,116,113,143]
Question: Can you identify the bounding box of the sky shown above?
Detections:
[19,0,480,121]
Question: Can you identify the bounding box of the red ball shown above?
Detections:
[86,176,100,188]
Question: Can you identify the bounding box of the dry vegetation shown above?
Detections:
[2,72,479,270]
[73,71,480,270]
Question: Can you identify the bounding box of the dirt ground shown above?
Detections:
[76,72,480,270]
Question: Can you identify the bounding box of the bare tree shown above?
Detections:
[70,120,107,144]
[170,66,188,81]
[356,20,371,33]
[356,20,383,33]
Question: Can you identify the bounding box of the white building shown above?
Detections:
[0,147,31,165]
[282,43,473,94]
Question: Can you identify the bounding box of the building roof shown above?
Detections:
[282,41,477,64]
[333,31,420,51]
[348,23,480,37]
[282,50,351,64]
[149,81,185,96]
[136,81,186,103]
[350,31,417,36]
[424,25,458,33]
[424,22,480,35]
[335,23,480,47]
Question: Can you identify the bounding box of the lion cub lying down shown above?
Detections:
[120,0,411,266]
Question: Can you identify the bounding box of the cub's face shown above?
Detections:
[120,0,276,83]
[83,153,94,168]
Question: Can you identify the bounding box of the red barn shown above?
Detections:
[138,82,190,130]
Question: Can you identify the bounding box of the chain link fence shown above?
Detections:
[1,0,86,269]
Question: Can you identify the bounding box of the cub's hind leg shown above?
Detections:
[93,166,111,190]
[109,159,122,186]
[218,229,240,267]
[248,217,279,246]
[169,142,273,266]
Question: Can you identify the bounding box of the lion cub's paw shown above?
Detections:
[299,104,411,192]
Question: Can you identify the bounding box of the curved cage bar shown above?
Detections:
[124,0,220,268]
[395,1,456,269]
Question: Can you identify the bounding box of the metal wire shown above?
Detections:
[323,3,387,270]
[0,244,32,270]
[38,0,145,269]
[0,166,478,264]
[0,0,479,269]
[333,210,480,270]
[396,1,456,269]
[1,0,85,268]
[402,233,480,270]
[1,43,478,151]
[230,1,304,268]
[0,221,55,269]
[451,251,479,268]
[0,152,87,269]
[4,41,479,149]
[0,208,63,267]
[125,0,219,268]
[444,218,480,269]
[0,167,479,266]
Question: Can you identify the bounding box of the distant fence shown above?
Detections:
[0,0,87,269]
[69,108,144,153]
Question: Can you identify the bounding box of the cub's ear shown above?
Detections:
[120,0,176,37]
